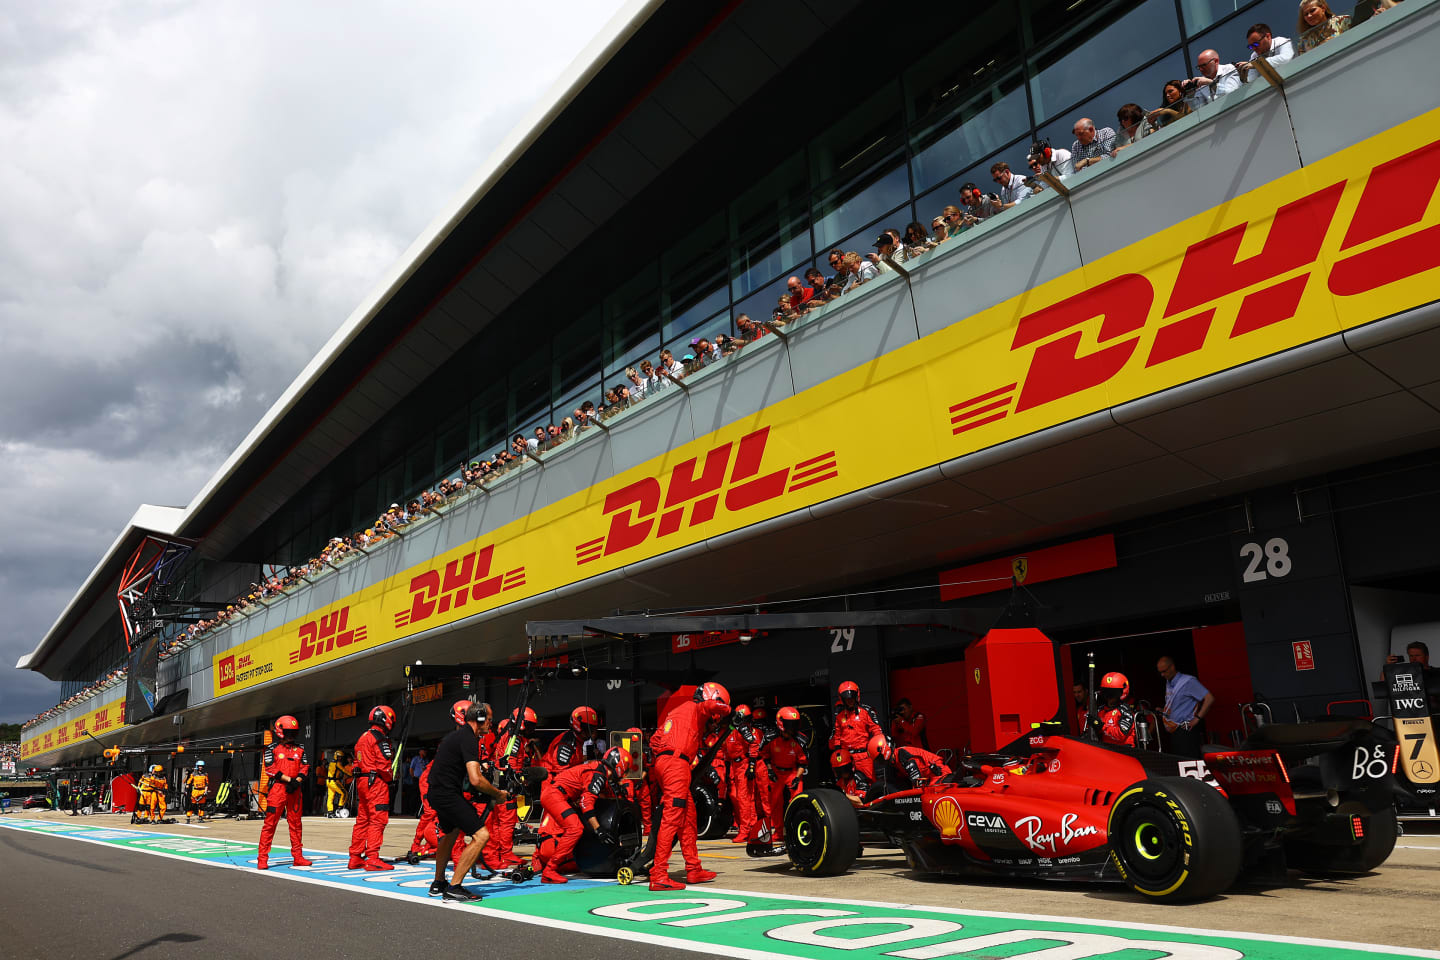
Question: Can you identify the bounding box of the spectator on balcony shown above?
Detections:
[1027,140,1075,180]
[1190,49,1241,107]
[736,313,763,341]
[825,249,846,288]
[1297,0,1349,53]
[903,222,934,258]
[871,233,901,273]
[659,348,683,380]
[841,251,878,292]
[957,182,995,228]
[533,426,548,450]
[1070,118,1115,171]
[638,358,658,391]
[802,267,835,305]
[696,337,719,362]
[1244,22,1295,68]
[990,161,1031,211]
[1114,103,1154,153]
[624,366,647,400]
[785,276,815,311]
[1148,81,1195,129]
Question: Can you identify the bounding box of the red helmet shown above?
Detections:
[694,681,731,721]
[273,715,299,741]
[838,681,860,708]
[602,746,635,778]
[512,706,538,734]
[732,703,752,724]
[777,706,802,737]
[1101,672,1130,701]
[752,705,769,722]
[370,705,396,732]
[831,747,852,769]
[866,733,892,762]
[571,705,599,736]
[451,700,472,726]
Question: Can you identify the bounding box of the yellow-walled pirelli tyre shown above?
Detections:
[784,788,859,876]
[1108,777,1242,903]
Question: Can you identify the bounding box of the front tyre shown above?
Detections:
[784,788,858,876]
[1108,777,1241,902]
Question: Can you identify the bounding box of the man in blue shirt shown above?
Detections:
[1159,656,1214,758]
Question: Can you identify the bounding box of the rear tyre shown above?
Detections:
[1108,776,1241,902]
[784,788,859,876]
[1287,807,1398,874]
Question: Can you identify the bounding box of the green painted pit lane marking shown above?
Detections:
[484,885,1440,960]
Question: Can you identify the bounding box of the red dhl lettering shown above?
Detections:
[290,605,370,665]
[576,427,839,563]
[394,545,526,629]
[949,140,1440,436]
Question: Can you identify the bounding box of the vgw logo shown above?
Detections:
[576,426,838,564]
[948,140,1440,436]
[393,544,525,630]
[290,607,369,665]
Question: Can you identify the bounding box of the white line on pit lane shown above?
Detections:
[7,821,1440,960]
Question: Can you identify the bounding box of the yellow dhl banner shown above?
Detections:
[212,108,1440,696]
[21,697,126,762]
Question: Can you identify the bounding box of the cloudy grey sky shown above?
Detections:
[0,0,628,722]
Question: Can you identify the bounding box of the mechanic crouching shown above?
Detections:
[533,746,633,883]
[865,735,952,798]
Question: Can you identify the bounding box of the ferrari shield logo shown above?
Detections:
[1011,556,1028,584]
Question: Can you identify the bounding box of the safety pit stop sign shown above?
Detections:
[1292,640,1316,671]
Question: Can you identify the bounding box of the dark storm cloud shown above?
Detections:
[0,0,629,722]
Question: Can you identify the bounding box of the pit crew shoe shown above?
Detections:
[364,859,394,872]
[291,855,313,867]
[685,868,717,884]
[443,884,483,902]
[649,875,686,891]
[348,858,364,869]
[256,858,269,870]
[541,866,569,884]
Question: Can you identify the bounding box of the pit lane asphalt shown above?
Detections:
[0,818,729,960]
[5,809,1440,951]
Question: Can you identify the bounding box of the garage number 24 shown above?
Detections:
[1239,537,1292,583]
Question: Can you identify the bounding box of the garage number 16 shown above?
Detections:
[830,628,855,653]
[1239,537,1292,583]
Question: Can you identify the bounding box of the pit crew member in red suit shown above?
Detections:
[1099,672,1139,747]
[830,681,882,783]
[533,747,633,883]
[484,706,537,868]
[764,707,808,842]
[867,734,951,788]
[890,698,928,749]
[543,706,598,776]
[349,705,397,870]
[257,715,313,870]
[649,682,730,891]
[724,704,763,843]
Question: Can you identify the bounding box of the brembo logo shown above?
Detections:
[949,140,1440,436]
[575,426,838,564]
[394,545,526,630]
[290,606,370,665]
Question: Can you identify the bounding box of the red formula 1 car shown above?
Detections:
[783,721,1399,902]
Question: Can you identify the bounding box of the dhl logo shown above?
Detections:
[43,733,53,749]
[94,708,110,731]
[57,727,70,744]
[575,426,838,564]
[291,606,370,665]
[950,140,1440,436]
[74,717,86,736]
[393,544,526,630]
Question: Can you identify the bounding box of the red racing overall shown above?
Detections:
[484,729,530,867]
[831,703,882,783]
[1101,705,1139,746]
[535,760,614,882]
[649,701,706,884]
[349,723,395,868]
[764,734,807,841]
[542,729,584,777]
[895,746,951,787]
[891,712,927,749]
[723,726,760,843]
[258,742,310,868]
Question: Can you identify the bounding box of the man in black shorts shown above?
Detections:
[427,701,509,901]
